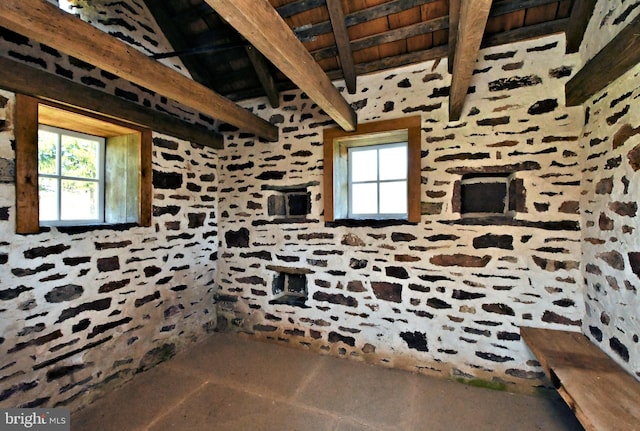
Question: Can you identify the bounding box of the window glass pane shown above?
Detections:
[39,177,58,221]
[379,145,407,181]
[60,180,99,220]
[61,135,99,179]
[379,181,407,214]
[351,149,378,182]
[351,183,378,214]
[38,130,58,175]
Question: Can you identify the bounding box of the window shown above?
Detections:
[348,142,407,218]
[15,94,152,233]
[38,126,105,225]
[323,116,421,223]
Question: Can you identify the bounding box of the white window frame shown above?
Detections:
[347,141,408,219]
[38,125,106,226]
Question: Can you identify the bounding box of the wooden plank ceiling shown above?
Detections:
[146,0,585,117]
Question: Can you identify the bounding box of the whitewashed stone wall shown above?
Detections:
[217,34,585,391]
[0,1,219,410]
[580,2,640,380]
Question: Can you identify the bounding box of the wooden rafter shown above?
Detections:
[0,56,223,149]
[245,45,280,108]
[449,0,492,122]
[294,0,438,41]
[448,0,460,74]
[208,0,356,132]
[565,0,597,53]
[326,0,357,94]
[566,15,640,106]
[0,0,278,141]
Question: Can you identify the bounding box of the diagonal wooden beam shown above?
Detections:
[566,15,640,106]
[565,0,596,53]
[326,0,357,94]
[0,0,278,141]
[245,45,280,108]
[209,0,356,132]
[448,0,492,122]
[448,0,460,74]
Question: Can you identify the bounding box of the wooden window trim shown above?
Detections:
[15,94,152,234]
[323,116,421,223]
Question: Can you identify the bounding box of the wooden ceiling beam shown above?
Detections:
[0,0,278,141]
[566,15,640,106]
[0,56,224,149]
[276,0,327,19]
[326,0,357,94]
[565,0,597,53]
[208,0,356,132]
[449,0,492,122]
[448,0,460,74]
[245,45,280,108]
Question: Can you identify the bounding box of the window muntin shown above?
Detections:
[348,142,408,218]
[38,125,105,225]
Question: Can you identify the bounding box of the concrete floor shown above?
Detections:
[72,333,583,431]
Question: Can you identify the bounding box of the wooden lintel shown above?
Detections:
[0,55,224,149]
[447,0,460,75]
[566,15,640,107]
[565,0,597,53]
[0,0,278,141]
[245,45,280,108]
[326,0,357,94]
[14,94,40,234]
[449,0,492,122]
[209,0,356,132]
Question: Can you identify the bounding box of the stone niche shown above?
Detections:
[266,265,313,308]
[264,182,318,220]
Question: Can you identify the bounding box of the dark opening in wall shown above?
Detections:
[267,188,311,218]
[266,265,313,308]
[453,172,526,220]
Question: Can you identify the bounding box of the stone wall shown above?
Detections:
[217,34,585,391]
[0,1,219,410]
[579,2,640,380]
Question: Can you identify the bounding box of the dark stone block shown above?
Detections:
[409,283,430,293]
[153,137,179,150]
[95,240,132,250]
[45,284,83,303]
[0,254,7,264]
[476,116,510,126]
[629,252,640,278]
[80,76,107,88]
[528,99,558,115]
[12,263,55,277]
[606,105,630,126]
[97,256,120,272]
[473,234,513,250]
[609,201,637,217]
[488,75,542,92]
[589,325,603,342]
[541,310,581,326]
[57,298,111,323]
[8,330,63,353]
[153,170,183,189]
[599,212,614,230]
[434,152,490,162]
[143,266,162,277]
[54,64,73,79]
[46,364,85,382]
[397,78,411,88]
[426,234,460,242]
[605,156,622,169]
[400,331,428,352]
[482,303,515,316]
[256,171,286,180]
[452,289,486,300]
[484,50,517,60]
[610,337,629,362]
[347,281,366,292]
[371,282,402,303]
[88,317,133,339]
[240,251,272,260]
[403,103,441,113]
[313,291,358,307]
[0,285,33,301]
[115,87,139,102]
[497,331,520,341]
[227,161,254,171]
[0,207,9,220]
[153,205,180,216]
[426,298,451,309]
[385,266,409,279]
[391,232,417,242]
[613,124,640,149]
[595,177,614,194]
[629,144,640,171]
[558,201,579,214]
[188,212,206,228]
[383,101,394,112]
[328,331,356,346]
[225,227,250,248]
[532,256,578,271]
[72,319,91,333]
[475,351,513,362]
[597,250,625,270]
[430,254,491,268]
[134,291,161,308]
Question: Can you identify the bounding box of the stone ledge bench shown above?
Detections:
[520,327,640,431]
